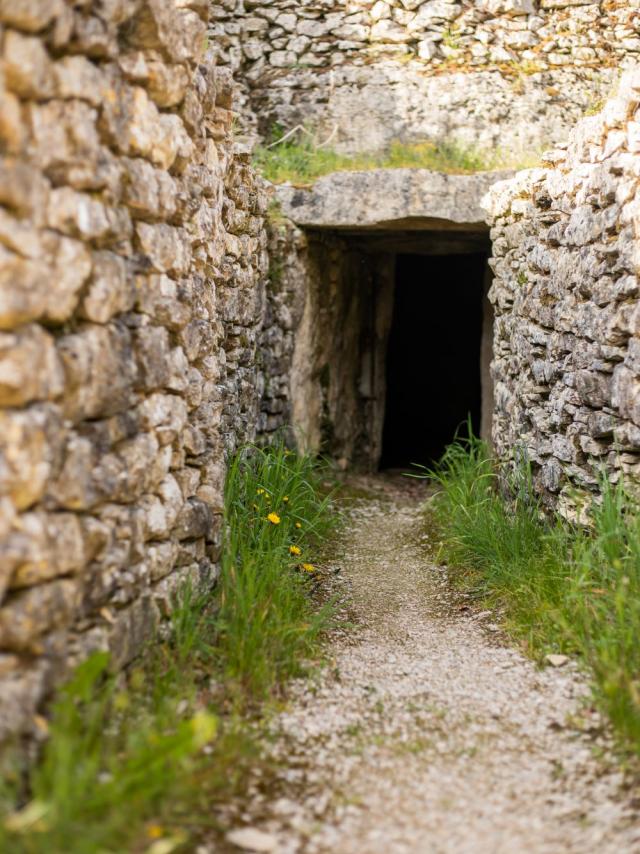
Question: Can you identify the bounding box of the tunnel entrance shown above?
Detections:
[291,229,492,473]
[380,252,486,470]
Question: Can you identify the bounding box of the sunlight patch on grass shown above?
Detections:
[253,128,541,186]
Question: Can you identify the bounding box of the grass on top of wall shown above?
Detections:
[0,443,338,854]
[426,435,640,759]
[253,130,540,186]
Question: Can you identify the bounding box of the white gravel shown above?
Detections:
[226,477,640,854]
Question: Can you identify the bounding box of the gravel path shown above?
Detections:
[226,477,640,854]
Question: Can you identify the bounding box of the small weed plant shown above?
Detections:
[0,443,337,852]
[427,435,640,756]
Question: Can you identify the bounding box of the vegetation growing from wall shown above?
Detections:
[0,446,337,853]
[254,131,538,186]
[427,437,640,758]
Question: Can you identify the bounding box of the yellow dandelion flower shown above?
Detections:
[283,496,289,503]
[301,563,315,573]
[147,825,164,840]
[295,521,302,529]
[289,545,302,556]
[267,512,281,525]
[256,488,265,495]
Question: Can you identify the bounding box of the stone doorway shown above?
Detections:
[290,231,493,473]
[379,252,487,470]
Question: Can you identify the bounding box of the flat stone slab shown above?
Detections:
[275,168,514,231]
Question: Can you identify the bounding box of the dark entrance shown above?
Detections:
[380,252,486,470]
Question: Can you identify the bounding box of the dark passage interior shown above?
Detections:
[380,252,486,470]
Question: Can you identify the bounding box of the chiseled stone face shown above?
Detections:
[0,0,276,743]
[483,68,640,519]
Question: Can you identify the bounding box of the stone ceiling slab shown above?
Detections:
[275,169,514,232]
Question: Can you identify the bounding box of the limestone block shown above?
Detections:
[614,422,640,450]
[47,435,97,511]
[80,251,135,324]
[122,158,177,219]
[0,661,49,743]
[147,58,191,108]
[48,187,129,244]
[563,205,603,245]
[269,50,297,67]
[138,392,188,445]
[574,370,612,408]
[174,466,201,500]
[242,17,270,35]
[136,223,192,275]
[287,34,312,54]
[612,365,640,426]
[297,19,330,37]
[417,39,438,60]
[481,0,535,15]
[154,113,194,170]
[46,235,94,323]
[29,99,107,185]
[0,579,79,651]
[3,30,54,99]
[102,80,192,170]
[68,10,119,58]
[0,79,25,153]
[242,40,265,61]
[0,406,58,510]
[0,208,46,260]
[53,55,105,105]
[172,496,214,540]
[125,0,207,65]
[332,24,367,41]
[95,432,166,503]
[133,324,185,391]
[58,324,138,421]
[146,474,184,538]
[0,0,63,32]
[135,274,191,329]
[183,424,207,455]
[370,19,411,42]
[0,324,64,407]
[146,540,179,582]
[0,160,50,221]
[108,593,160,668]
[9,511,85,588]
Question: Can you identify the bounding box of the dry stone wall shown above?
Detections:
[0,0,284,742]
[485,68,640,518]
[210,0,626,155]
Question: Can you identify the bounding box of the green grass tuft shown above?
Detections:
[253,130,540,186]
[0,443,337,852]
[218,443,337,698]
[427,434,640,756]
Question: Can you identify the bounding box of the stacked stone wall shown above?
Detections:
[0,0,281,741]
[210,0,628,155]
[485,68,640,518]
[212,0,636,74]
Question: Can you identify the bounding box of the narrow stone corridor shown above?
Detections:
[225,476,639,854]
